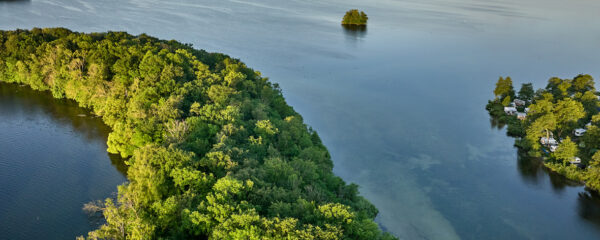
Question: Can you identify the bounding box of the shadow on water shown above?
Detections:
[341,24,367,40]
[516,151,580,190]
[0,82,128,176]
[578,191,600,227]
[516,150,545,184]
[489,116,507,130]
[0,0,30,4]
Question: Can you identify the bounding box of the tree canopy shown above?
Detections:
[554,137,578,164]
[341,9,368,25]
[0,28,395,240]
[517,83,534,102]
[493,76,516,107]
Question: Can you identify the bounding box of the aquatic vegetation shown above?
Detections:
[0,28,395,239]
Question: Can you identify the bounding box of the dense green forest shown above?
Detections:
[341,9,368,25]
[0,28,395,240]
[487,75,600,191]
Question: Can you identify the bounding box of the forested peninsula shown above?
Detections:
[0,28,395,240]
[487,75,600,191]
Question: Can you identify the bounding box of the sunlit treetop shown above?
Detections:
[342,9,368,25]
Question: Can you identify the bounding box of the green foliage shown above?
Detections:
[506,117,525,137]
[255,119,278,136]
[518,83,534,102]
[0,28,394,240]
[341,9,368,25]
[527,93,553,116]
[586,152,600,190]
[554,98,585,135]
[544,162,586,182]
[525,113,555,151]
[572,74,595,93]
[553,137,578,164]
[582,125,600,155]
[493,76,515,100]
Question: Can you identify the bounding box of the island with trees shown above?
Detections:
[341,9,368,26]
[0,28,396,240]
[487,74,600,191]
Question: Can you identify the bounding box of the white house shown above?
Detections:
[549,145,558,152]
[513,99,526,106]
[574,128,587,137]
[516,112,527,120]
[524,108,530,113]
[540,137,558,145]
[504,107,517,115]
[570,157,582,164]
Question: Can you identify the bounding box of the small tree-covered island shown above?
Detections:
[487,74,600,191]
[0,28,396,240]
[341,9,368,26]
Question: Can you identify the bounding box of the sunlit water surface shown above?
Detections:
[2,0,600,239]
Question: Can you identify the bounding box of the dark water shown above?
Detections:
[2,0,600,239]
[0,83,127,239]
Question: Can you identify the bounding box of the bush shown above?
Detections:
[342,9,368,25]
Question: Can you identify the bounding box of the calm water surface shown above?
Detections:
[2,0,600,239]
[0,83,127,239]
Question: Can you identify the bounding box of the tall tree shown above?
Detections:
[554,98,585,137]
[572,74,595,93]
[554,137,578,164]
[494,76,515,100]
[526,93,553,117]
[578,90,599,117]
[518,83,534,102]
[526,113,556,150]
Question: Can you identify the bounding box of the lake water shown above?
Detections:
[2,0,600,239]
[0,83,127,239]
